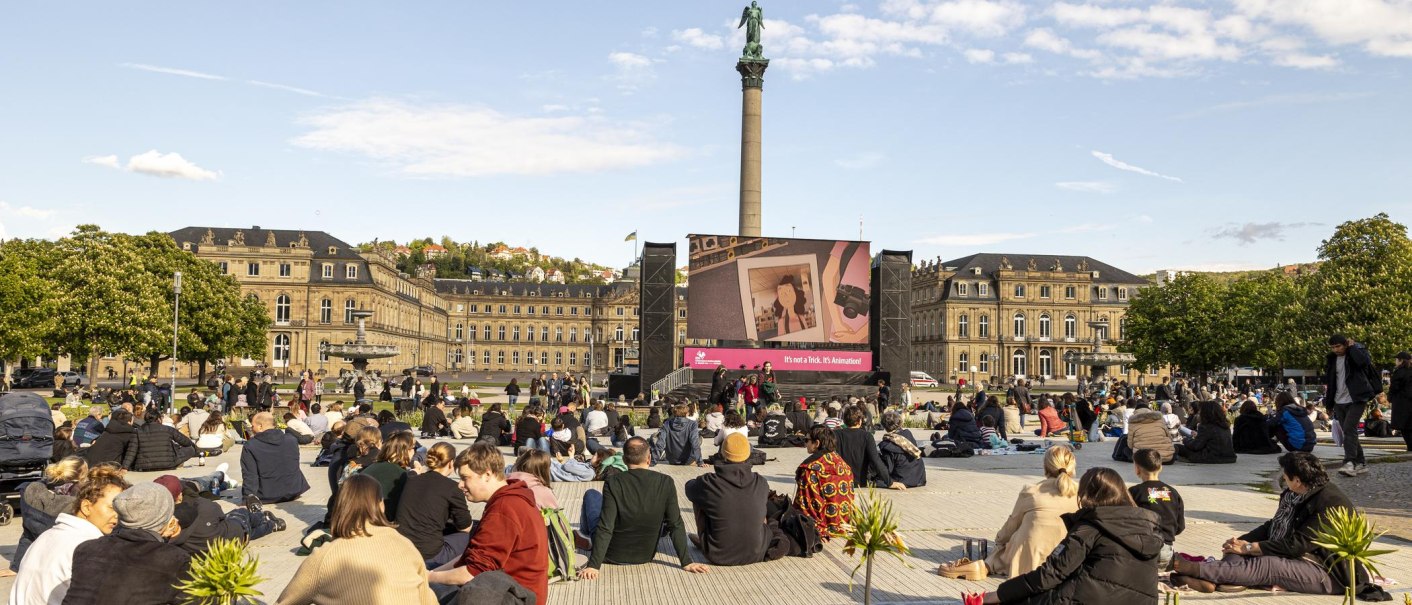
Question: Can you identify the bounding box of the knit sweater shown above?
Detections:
[275,525,437,605]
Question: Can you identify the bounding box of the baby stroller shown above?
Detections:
[0,392,55,525]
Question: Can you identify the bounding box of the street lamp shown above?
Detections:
[171,271,182,413]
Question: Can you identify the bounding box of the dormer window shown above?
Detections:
[328,246,338,255]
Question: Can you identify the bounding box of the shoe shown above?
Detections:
[244,495,263,516]
[216,462,229,477]
[266,511,287,532]
[1338,462,1358,477]
[938,558,988,581]
[1355,463,1369,476]
[573,530,592,552]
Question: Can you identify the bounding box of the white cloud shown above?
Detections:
[1002,52,1033,63]
[927,0,1028,37]
[1090,150,1183,182]
[1023,28,1102,59]
[0,201,56,220]
[835,151,886,169]
[1054,181,1116,193]
[964,48,996,63]
[607,52,656,93]
[1212,221,1320,244]
[608,52,652,69]
[121,62,226,80]
[673,27,724,50]
[1234,0,1412,58]
[915,231,1036,246]
[1051,3,1144,28]
[247,80,329,98]
[1136,214,1155,224]
[291,99,687,177]
[1271,52,1339,68]
[85,151,220,181]
[541,104,571,113]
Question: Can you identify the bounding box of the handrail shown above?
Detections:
[651,366,693,398]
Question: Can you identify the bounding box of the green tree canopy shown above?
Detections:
[0,238,62,364]
[1304,213,1412,365]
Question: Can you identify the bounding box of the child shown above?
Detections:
[978,415,1007,449]
[1129,448,1185,567]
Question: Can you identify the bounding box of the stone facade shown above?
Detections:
[911,253,1168,385]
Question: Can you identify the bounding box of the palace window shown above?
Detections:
[556,327,564,342]
[318,340,329,362]
[1064,285,1076,299]
[979,353,990,374]
[1039,285,1051,298]
[514,305,521,315]
[1039,314,1051,338]
[273,334,290,365]
[512,351,520,365]
[957,314,969,338]
[218,262,228,274]
[455,323,463,340]
[279,263,291,277]
[528,306,535,315]
[497,350,505,365]
[1013,313,1025,337]
[320,299,332,324]
[346,265,358,279]
[540,352,549,366]
[978,315,990,338]
[569,352,577,367]
[322,264,333,279]
[247,262,260,276]
[512,326,520,342]
[557,306,564,316]
[1012,350,1027,376]
[1064,314,1077,339]
[275,295,291,324]
[957,282,968,296]
[1014,284,1025,298]
[569,327,578,343]
[484,350,491,365]
[1039,350,1053,377]
[978,283,989,296]
[344,299,356,323]
[555,352,563,366]
[1097,287,1109,300]
[541,326,550,342]
[483,325,491,340]
[614,326,624,341]
[958,352,969,371]
[497,326,506,341]
[1118,287,1129,301]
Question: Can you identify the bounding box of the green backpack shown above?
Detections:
[541,507,577,582]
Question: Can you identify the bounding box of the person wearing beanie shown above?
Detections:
[62,483,191,605]
[158,472,285,556]
[683,433,786,566]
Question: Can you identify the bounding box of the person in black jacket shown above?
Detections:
[683,433,785,566]
[709,366,728,406]
[421,398,451,437]
[976,398,1009,441]
[833,405,905,490]
[878,412,926,488]
[1389,351,1412,451]
[84,409,138,470]
[1324,335,1382,477]
[1176,401,1237,464]
[240,412,310,504]
[158,474,282,556]
[947,400,986,450]
[132,409,197,471]
[395,443,473,567]
[63,483,192,605]
[1230,400,1281,455]
[477,403,511,446]
[976,467,1163,604]
[1172,452,1388,599]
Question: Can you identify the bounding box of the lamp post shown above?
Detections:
[171,271,182,413]
[969,364,977,392]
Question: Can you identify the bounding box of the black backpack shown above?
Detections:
[0,392,55,469]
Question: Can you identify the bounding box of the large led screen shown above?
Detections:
[687,235,871,343]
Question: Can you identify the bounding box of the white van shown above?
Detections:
[909,371,939,388]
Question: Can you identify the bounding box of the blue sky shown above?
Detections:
[2,1,1410,274]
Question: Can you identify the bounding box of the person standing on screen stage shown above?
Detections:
[773,275,808,335]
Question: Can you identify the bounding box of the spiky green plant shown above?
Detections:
[842,489,911,605]
[397,409,424,430]
[1310,506,1395,605]
[175,537,266,605]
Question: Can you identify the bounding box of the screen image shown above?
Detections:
[687,234,871,343]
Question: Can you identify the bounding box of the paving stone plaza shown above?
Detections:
[3,395,1407,604]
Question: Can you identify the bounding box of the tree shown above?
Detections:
[1222,271,1319,372]
[0,238,62,372]
[1121,272,1234,379]
[1304,213,1412,365]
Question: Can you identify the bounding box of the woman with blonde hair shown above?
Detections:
[944,445,1080,579]
[9,456,89,574]
[277,474,437,605]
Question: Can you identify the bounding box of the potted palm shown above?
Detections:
[1310,506,1394,605]
[176,537,266,605]
[843,489,911,605]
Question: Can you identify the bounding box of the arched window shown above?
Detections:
[455,323,463,340]
[1039,349,1053,377]
[1012,349,1027,377]
[957,314,969,338]
[979,352,990,374]
[541,326,550,342]
[569,327,577,343]
[1039,314,1051,338]
[454,348,464,364]
[1012,313,1025,338]
[631,327,639,342]
[614,326,624,341]
[556,326,564,342]
[978,315,990,338]
[275,294,291,324]
[958,352,970,372]
[319,299,332,324]
[1064,314,1077,339]
[1065,352,1078,377]
[540,351,549,366]
[344,299,356,324]
[273,334,290,366]
[497,325,506,340]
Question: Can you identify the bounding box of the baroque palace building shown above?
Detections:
[145,226,691,380]
[910,253,1167,385]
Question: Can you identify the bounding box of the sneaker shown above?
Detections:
[216,462,229,477]
[1355,463,1369,476]
[244,495,263,516]
[1338,462,1358,477]
[266,511,287,532]
[573,530,592,552]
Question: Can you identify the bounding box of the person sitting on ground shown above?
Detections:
[1232,399,1282,454]
[305,403,329,441]
[714,409,749,447]
[132,408,196,472]
[63,483,191,605]
[651,403,704,467]
[973,467,1163,604]
[1114,405,1176,464]
[547,436,596,482]
[947,399,986,451]
[396,442,474,568]
[181,404,210,439]
[977,445,1081,578]
[475,403,511,446]
[822,402,844,430]
[576,436,707,580]
[794,425,855,539]
[9,464,127,605]
[450,404,477,439]
[9,456,87,576]
[758,405,798,447]
[241,411,311,505]
[508,449,561,509]
[1033,400,1067,438]
[513,405,548,454]
[377,410,413,441]
[977,396,1009,441]
[584,400,611,437]
[978,415,1008,449]
[360,430,418,520]
[1269,391,1317,453]
[278,474,438,605]
[1128,448,1184,569]
[193,410,228,458]
[834,405,905,490]
[878,411,926,488]
[421,398,451,438]
[684,433,785,566]
[74,406,106,446]
[428,444,549,605]
[549,417,585,459]
[1177,401,1237,464]
[1364,402,1392,438]
[157,472,281,556]
[84,408,137,469]
[282,412,315,446]
[50,426,79,463]
[323,401,345,427]
[700,403,725,438]
[1170,452,1388,599]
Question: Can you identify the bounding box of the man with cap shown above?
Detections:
[1324,335,1382,477]
[683,433,785,566]
[1390,351,1412,452]
[62,483,190,604]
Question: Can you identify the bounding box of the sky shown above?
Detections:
[1,0,1410,274]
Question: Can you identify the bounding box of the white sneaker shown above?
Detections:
[1355,464,1369,476]
[1338,462,1358,477]
[216,462,229,476]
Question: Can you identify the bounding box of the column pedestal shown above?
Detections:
[737,58,768,238]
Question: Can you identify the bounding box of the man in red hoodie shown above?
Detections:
[428,443,548,604]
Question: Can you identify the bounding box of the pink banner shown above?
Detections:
[683,347,873,372]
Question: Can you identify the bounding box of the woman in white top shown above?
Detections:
[10,465,129,605]
[715,409,750,446]
[195,410,228,456]
[584,401,610,436]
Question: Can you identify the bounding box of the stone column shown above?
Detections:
[737,59,768,238]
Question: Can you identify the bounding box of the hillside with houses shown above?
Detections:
[359,237,621,284]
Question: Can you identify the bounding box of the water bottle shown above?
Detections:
[198,453,206,467]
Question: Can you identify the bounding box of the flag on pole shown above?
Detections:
[624,231,638,242]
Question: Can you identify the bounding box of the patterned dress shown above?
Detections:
[794,451,856,538]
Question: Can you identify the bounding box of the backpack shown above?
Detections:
[0,392,55,469]
[541,507,576,582]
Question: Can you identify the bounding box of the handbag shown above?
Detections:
[1330,415,1343,447]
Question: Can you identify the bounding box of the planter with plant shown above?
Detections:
[1310,506,1394,605]
[176,537,266,605]
[843,488,911,605]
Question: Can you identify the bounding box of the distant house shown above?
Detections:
[423,244,448,259]
[490,245,513,261]
[393,245,412,258]
[545,268,565,284]
[511,246,531,259]
[528,266,546,282]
